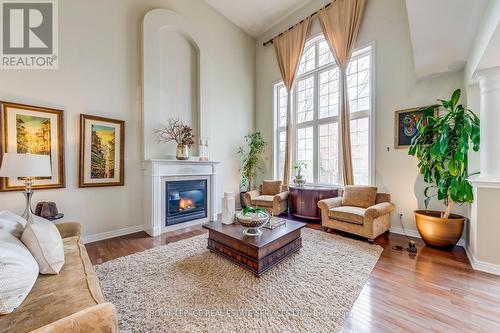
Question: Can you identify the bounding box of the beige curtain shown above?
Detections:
[273,17,312,186]
[318,0,367,185]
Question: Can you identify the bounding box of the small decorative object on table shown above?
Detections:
[156,119,195,160]
[199,137,210,161]
[35,202,64,221]
[263,216,286,230]
[236,207,270,236]
[293,161,307,187]
[221,192,235,225]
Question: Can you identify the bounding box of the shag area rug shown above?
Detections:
[95,228,382,333]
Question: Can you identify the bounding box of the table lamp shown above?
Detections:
[0,153,52,220]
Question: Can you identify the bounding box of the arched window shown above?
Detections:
[273,35,373,185]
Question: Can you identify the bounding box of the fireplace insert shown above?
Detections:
[165,180,207,226]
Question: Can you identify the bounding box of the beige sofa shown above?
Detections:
[318,185,395,243]
[244,180,289,216]
[0,222,118,333]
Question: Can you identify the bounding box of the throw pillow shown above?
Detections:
[21,216,65,274]
[262,180,282,195]
[0,211,27,239]
[0,230,39,314]
[342,185,378,208]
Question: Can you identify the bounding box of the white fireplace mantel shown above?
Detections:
[143,159,219,237]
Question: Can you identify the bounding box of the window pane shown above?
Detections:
[319,122,339,184]
[297,77,314,123]
[298,45,316,75]
[348,55,370,113]
[319,68,339,118]
[278,131,287,181]
[351,117,369,185]
[297,127,314,181]
[278,86,288,127]
[318,40,334,67]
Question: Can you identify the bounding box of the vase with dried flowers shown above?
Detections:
[156,119,195,160]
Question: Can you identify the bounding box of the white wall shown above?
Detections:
[157,30,199,157]
[0,0,255,239]
[255,0,466,234]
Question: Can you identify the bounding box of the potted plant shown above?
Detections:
[408,89,480,249]
[293,161,307,186]
[156,119,195,160]
[235,207,270,236]
[237,132,267,208]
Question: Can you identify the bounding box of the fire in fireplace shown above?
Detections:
[165,180,207,226]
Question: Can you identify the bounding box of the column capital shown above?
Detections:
[475,66,500,93]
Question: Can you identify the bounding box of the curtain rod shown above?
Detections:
[262,2,332,47]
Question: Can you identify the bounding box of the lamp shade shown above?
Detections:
[0,153,52,178]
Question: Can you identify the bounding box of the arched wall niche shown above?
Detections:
[142,9,209,160]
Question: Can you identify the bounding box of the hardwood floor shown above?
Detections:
[86,222,500,332]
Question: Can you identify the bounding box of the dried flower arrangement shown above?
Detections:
[156,119,195,147]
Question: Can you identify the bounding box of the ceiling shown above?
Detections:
[205,0,313,38]
[405,0,488,80]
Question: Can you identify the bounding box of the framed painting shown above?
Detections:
[0,102,65,191]
[394,106,438,149]
[79,114,125,187]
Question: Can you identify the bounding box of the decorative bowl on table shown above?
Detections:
[236,207,270,237]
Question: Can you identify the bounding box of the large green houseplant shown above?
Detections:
[408,89,480,248]
[237,132,267,207]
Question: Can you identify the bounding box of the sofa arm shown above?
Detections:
[273,191,289,204]
[365,202,395,219]
[55,222,81,239]
[317,197,342,211]
[243,190,261,207]
[31,303,118,333]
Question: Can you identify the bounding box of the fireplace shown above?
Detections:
[165,179,207,226]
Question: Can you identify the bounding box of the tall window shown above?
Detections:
[273,36,373,186]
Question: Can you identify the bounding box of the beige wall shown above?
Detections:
[255,0,466,233]
[0,0,255,239]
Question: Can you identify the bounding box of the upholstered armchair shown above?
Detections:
[317,185,395,243]
[244,180,289,216]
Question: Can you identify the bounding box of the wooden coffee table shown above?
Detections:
[202,220,306,277]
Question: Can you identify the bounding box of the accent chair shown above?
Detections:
[244,180,289,216]
[317,185,395,243]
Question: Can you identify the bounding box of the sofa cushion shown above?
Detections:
[262,180,282,195]
[0,236,105,333]
[21,216,65,274]
[328,206,366,225]
[0,230,39,314]
[252,195,274,207]
[342,185,377,208]
[0,211,27,239]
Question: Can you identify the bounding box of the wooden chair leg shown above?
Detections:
[323,226,330,232]
[384,230,391,238]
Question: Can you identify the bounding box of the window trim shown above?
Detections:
[272,36,376,186]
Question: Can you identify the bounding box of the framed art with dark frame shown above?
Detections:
[0,101,65,191]
[394,106,438,149]
[79,114,125,188]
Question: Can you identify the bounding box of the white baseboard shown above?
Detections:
[465,245,500,276]
[82,225,144,244]
[390,226,465,247]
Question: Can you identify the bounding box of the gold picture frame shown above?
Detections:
[394,106,438,149]
[79,114,125,188]
[0,101,65,191]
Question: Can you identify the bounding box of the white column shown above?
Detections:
[477,67,500,180]
[467,67,500,276]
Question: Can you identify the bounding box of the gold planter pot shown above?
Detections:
[176,144,190,160]
[414,210,465,249]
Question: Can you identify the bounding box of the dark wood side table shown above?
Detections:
[289,186,340,220]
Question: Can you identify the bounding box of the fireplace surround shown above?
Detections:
[143,159,218,236]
